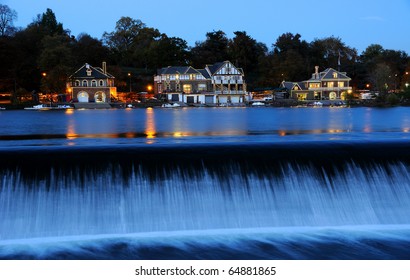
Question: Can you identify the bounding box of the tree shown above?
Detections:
[102,17,146,65]
[309,36,357,71]
[269,33,310,84]
[227,31,267,89]
[39,8,65,36]
[38,35,75,93]
[73,33,110,66]
[190,30,229,67]
[228,31,267,74]
[150,35,190,69]
[0,4,17,36]
[359,44,408,90]
[371,63,392,96]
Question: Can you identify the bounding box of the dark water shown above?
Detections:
[1,107,410,259]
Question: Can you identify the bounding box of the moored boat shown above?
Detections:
[24,104,73,110]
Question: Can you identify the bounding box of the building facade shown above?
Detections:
[154,61,246,105]
[67,62,117,103]
[281,66,352,100]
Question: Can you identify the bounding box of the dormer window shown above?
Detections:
[333,72,338,78]
[86,69,92,76]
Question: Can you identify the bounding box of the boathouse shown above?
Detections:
[67,62,117,104]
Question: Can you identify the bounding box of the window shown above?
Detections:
[75,80,80,87]
[338,82,345,88]
[198,84,207,92]
[328,82,334,88]
[91,80,97,87]
[82,80,88,87]
[333,72,338,78]
[183,84,192,93]
[99,80,104,86]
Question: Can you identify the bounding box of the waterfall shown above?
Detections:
[2,142,410,240]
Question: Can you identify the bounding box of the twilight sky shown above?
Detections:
[4,0,410,54]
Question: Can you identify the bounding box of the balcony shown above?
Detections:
[308,86,352,91]
[215,90,246,95]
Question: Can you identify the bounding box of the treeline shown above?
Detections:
[0,5,409,95]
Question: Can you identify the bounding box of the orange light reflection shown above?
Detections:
[145,107,156,143]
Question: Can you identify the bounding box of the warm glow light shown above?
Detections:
[366,84,370,88]
[64,108,74,115]
[147,85,152,91]
[145,107,156,142]
[66,123,77,139]
[42,72,47,77]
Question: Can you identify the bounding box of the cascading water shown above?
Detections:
[1,142,410,259]
[2,161,410,240]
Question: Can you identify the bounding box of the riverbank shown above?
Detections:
[1,99,409,110]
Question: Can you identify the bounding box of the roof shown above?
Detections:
[69,63,114,79]
[307,68,351,82]
[158,66,190,75]
[157,60,244,79]
[321,68,351,80]
[205,62,225,75]
[281,81,307,91]
[198,69,211,79]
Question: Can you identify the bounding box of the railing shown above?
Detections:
[214,91,246,94]
[307,86,352,91]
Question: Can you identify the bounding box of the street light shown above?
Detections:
[128,73,131,92]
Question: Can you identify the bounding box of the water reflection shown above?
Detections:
[145,108,156,143]
[3,107,410,147]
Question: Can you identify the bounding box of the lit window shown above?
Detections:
[183,84,192,93]
[333,72,338,78]
[198,84,207,91]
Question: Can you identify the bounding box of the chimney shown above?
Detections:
[102,62,107,74]
[315,66,319,79]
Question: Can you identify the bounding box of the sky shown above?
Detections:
[3,0,410,54]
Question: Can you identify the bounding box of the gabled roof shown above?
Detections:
[307,68,351,82]
[297,82,307,90]
[70,63,114,79]
[281,81,307,91]
[158,66,189,75]
[198,69,211,79]
[158,66,203,75]
[320,68,351,80]
[205,62,226,75]
[205,61,244,76]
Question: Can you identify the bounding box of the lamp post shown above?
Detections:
[128,73,131,93]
